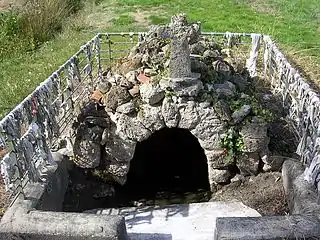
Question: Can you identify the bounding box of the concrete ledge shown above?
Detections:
[35,152,69,211]
[215,159,320,240]
[0,152,128,239]
[1,152,69,224]
[0,210,127,240]
[282,159,320,216]
[215,214,320,240]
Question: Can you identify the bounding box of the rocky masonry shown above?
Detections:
[61,14,293,193]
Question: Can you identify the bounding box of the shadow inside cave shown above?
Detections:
[114,127,211,206]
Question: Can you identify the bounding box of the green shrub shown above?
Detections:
[0,0,85,57]
[0,11,28,58]
[94,0,104,5]
[20,0,71,49]
[67,0,85,13]
[220,127,244,164]
[149,15,168,25]
[0,11,21,37]
[229,95,275,123]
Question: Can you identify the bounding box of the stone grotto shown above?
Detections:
[60,13,296,210]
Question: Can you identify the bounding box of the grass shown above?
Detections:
[0,31,93,117]
[0,0,88,118]
[149,15,169,25]
[112,14,135,25]
[0,0,318,119]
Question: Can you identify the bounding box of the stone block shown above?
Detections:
[237,152,260,176]
[215,215,320,240]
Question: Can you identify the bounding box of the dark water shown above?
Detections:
[63,127,211,211]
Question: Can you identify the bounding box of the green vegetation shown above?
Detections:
[0,207,5,218]
[112,15,135,26]
[0,0,319,119]
[149,15,168,25]
[220,127,244,164]
[164,88,177,97]
[229,95,275,123]
[91,169,111,182]
[0,0,90,118]
[0,0,84,56]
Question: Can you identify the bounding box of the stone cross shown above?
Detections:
[158,14,203,97]
[157,14,200,79]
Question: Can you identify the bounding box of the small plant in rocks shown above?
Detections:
[164,87,176,97]
[229,95,275,123]
[91,169,112,182]
[220,127,244,164]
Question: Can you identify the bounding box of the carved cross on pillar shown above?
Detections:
[158,14,203,97]
[157,14,200,79]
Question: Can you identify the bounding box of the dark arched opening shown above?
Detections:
[115,127,210,206]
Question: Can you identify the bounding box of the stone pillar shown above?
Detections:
[169,35,192,78]
[158,13,203,96]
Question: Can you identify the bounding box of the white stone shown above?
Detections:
[144,68,157,77]
[161,97,180,128]
[205,149,230,169]
[178,101,200,130]
[198,135,222,150]
[209,169,232,184]
[73,125,103,169]
[85,202,261,240]
[191,113,223,141]
[125,71,138,85]
[231,174,245,183]
[232,105,251,124]
[140,83,165,105]
[137,104,165,133]
[114,113,151,142]
[102,127,136,162]
[159,77,203,97]
[116,101,135,114]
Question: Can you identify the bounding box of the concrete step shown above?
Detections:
[85,201,261,240]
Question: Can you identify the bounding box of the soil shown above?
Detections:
[129,7,168,26]
[211,171,289,216]
[130,11,150,26]
[0,0,23,11]
[0,178,9,220]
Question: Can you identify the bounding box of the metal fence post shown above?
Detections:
[94,34,102,80]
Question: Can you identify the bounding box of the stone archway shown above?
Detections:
[117,127,210,201]
[100,97,227,192]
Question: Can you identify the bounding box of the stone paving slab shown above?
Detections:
[86,201,261,240]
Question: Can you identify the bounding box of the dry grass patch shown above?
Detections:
[284,47,320,88]
[0,0,23,10]
[0,178,9,220]
[237,0,277,15]
[130,11,150,26]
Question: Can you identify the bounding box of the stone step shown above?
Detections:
[85,201,261,240]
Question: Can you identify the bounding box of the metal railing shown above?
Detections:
[0,35,101,204]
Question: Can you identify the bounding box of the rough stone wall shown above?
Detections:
[263,36,320,192]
